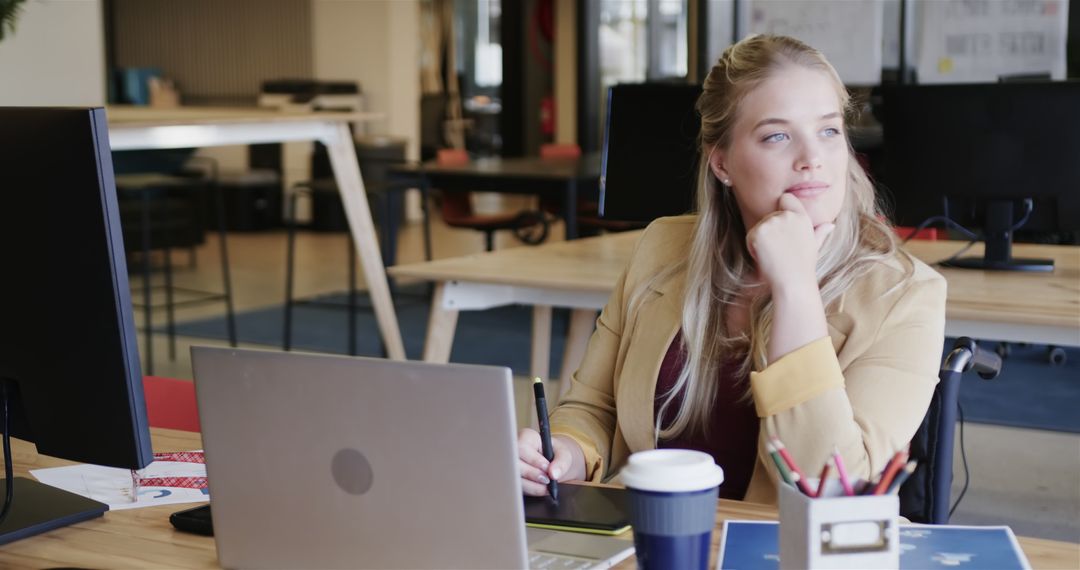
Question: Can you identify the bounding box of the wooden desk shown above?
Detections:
[612,501,1080,570]
[389,233,1080,386]
[389,154,601,240]
[391,229,637,374]
[107,106,406,361]
[905,240,1080,347]
[2,428,217,568]
[3,429,1075,569]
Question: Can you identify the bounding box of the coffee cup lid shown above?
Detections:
[620,449,724,493]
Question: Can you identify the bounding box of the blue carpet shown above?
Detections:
[166,284,569,377]
[166,292,1078,433]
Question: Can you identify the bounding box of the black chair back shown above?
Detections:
[900,337,1000,523]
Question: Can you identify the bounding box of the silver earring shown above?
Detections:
[722,179,731,186]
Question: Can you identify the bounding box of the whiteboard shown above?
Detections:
[744,0,885,85]
[914,0,1070,83]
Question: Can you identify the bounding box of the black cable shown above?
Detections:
[903,207,985,264]
[917,199,1033,265]
[937,239,979,266]
[949,401,970,518]
[0,381,14,525]
[1008,198,1034,231]
[907,198,1034,245]
[902,215,979,244]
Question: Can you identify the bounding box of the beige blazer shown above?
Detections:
[550,216,947,504]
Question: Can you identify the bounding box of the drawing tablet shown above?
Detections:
[524,484,632,536]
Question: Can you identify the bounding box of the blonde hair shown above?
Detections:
[652,35,910,439]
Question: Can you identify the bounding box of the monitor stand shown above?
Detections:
[940,199,1054,272]
[0,477,109,545]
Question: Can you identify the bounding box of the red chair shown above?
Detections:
[142,376,201,432]
[434,149,548,251]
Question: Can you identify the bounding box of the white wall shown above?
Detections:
[0,0,106,106]
[312,0,420,161]
[312,0,421,220]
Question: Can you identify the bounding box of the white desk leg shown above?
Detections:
[531,305,553,381]
[423,282,459,363]
[558,309,597,400]
[324,124,406,360]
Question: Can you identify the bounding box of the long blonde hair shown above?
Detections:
[654,35,909,439]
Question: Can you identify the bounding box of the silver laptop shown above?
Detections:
[191,346,634,569]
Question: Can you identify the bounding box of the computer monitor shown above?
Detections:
[600,83,703,222]
[0,107,153,544]
[878,82,1080,271]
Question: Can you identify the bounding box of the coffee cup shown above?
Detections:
[620,449,724,570]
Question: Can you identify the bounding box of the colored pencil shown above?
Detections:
[813,463,831,498]
[886,460,918,495]
[872,451,910,495]
[766,441,796,487]
[770,437,815,496]
[831,447,855,496]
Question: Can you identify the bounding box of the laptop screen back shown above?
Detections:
[192,347,527,569]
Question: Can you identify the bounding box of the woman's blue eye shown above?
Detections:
[822,127,842,137]
[763,132,788,143]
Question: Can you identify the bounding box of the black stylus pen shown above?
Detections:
[533,377,559,502]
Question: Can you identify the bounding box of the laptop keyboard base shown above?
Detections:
[529,551,599,569]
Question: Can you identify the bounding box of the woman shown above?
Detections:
[517,35,946,504]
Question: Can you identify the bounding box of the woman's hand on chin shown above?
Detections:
[745,192,835,293]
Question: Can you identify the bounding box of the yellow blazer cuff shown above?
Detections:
[750,336,844,418]
[551,426,606,482]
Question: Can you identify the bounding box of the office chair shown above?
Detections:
[422,94,549,249]
[114,156,238,375]
[994,342,1068,366]
[282,140,428,357]
[434,148,549,251]
[282,184,366,356]
[142,376,200,432]
[537,143,647,237]
[900,337,1001,524]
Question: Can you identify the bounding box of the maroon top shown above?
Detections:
[654,331,760,500]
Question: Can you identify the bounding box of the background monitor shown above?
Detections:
[877,82,1080,271]
[0,107,153,544]
[600,82,703,222]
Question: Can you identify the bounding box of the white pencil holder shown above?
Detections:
[778,480,899,570]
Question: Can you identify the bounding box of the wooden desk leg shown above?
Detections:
[531,305,554,381]
[324,124,406,360]
[564,178,579,240]
[529,305,554,429]
[422,282,459,363]
[558,309,596,400]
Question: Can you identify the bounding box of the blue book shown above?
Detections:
[718,520,1031,569]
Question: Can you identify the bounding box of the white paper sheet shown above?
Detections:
[915,0,1069,83]
[746,0,885,85]
[31,455,210,510]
